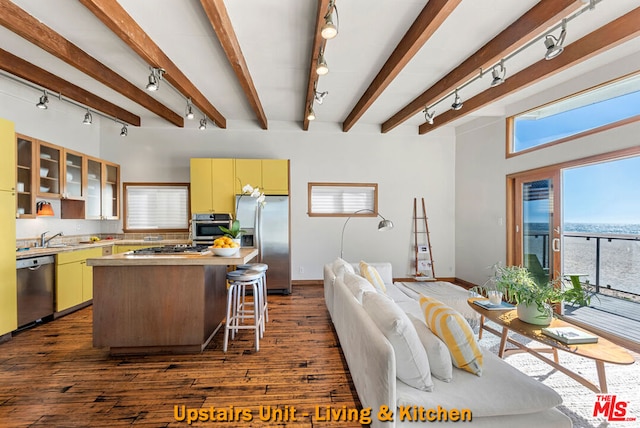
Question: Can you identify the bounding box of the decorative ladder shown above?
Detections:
[413,197,436,280]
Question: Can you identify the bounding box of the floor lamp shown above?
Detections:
[340,209,394,259]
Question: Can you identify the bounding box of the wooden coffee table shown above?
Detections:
[468,298,635,393]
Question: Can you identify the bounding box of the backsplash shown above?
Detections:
[16,232,190,249]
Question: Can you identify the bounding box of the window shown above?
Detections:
[308,183,378,216]
[509,72,640,155]
[123,183,190,232]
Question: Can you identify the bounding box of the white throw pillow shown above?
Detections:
[362,291,433,391]
[332,257,355,277]
[407,313,453,382]
[343,272,376,303]
[359,261,387,293]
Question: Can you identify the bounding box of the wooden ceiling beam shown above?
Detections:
[342,0,462,132]
[78,0,225,128]
[0,48,140,126]
[0,0,182,127]
[382,0,583,133]
[419,6,640,135]
[302,0,331,131]
[200,0,267,130]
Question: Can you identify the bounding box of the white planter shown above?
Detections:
[232,238,241,247]
[516,302,552,325]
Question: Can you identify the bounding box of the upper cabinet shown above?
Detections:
[63,149,85,200]
[86,157,120,220]
[16,134,35,218]
[235,159,289,195]
[37,141,62,198]
[234,159,262,194]
[190,158,235,214]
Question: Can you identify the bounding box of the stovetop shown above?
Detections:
[131,244,211,255]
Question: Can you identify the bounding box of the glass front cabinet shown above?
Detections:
[16,135,35,218]
[86,157,119,220]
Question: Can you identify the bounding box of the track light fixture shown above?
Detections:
[185,98,195,120]
[423,107,434,125]
[36,91,49,109]
[544,19,567,60]
[316,47,329,75]
[145,67,165,91]
[120,124,128,137]
[82,109,93,125]
[307,103,316,121]
[314,89,328,104]
[451,89,463,111]
[199,117,207,130]
[490,60,506,87]
[321,0,339,40]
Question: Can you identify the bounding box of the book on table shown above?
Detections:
[541,326,598,344]
[472,299,515,311]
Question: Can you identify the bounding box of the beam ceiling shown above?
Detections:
[381,0,583,134]
[419,6,640,135]
[0,48,140,126]
[342,0,462,132]
[199,0,267,130]
[0,0,182,127]
[78,0,226,129]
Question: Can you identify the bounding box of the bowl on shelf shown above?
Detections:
[66,172,73,181]
[40,167,49,177]
[209,247,239,257]
[40,186,50,193]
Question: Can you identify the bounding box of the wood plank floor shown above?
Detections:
[0,285,363,427]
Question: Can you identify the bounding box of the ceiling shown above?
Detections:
[1,0,639,135]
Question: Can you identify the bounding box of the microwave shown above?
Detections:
[192,213,232,243]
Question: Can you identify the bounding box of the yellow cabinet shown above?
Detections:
[56,247,102,312]
[235,159,262,194]
[0,118,17,335]
[190,158,235,213]
[262,159,289,195]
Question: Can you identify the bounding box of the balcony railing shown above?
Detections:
[524,230,640,297]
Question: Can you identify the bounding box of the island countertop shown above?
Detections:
[86,247,258,266]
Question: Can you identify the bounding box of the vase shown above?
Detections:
[232,238,241,247]
[516,302,552,325]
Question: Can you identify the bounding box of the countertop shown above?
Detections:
[86,247,258,266]
[16,239,190,260]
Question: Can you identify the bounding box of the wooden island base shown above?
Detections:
[89,248,258,355]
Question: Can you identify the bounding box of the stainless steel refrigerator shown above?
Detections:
[236,195,291,294]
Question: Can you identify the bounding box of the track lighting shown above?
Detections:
[451,89,463,111]
[423,107,434,125]
[145,67,165,91]
[307,104,316,121]
[185,99,194,120]
[321,0,339,40]
[544,20,567,60]
[36,91,49,109]
[314,89,328,104]
[199,117,207,130]
[120,124,128,137]
[316,50,329,75]
[490,60,506,87]
[82,109,93,125]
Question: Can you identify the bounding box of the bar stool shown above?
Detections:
[236,263,269,325]
[224,269,264,352]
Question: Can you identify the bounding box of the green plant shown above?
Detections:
[219,219,245,239]
[472,264,592,320]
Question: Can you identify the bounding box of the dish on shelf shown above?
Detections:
[66,160,74,166]
[40,167,49,177]
[40,153,52,160]
[40,186,50,193]
[88,173,97,179]
[66,173,73,181]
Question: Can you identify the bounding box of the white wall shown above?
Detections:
[0,78,109,241]
[455,51,640,286]
[99,121,457,280]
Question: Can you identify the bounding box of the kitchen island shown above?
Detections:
[87,248,258,355]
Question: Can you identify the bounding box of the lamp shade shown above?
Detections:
[36,201,54,216]
[378,219,394,231]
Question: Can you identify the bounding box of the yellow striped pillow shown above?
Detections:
[359,261,387,293]
[419,295,483,376]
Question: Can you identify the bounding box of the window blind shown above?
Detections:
[309,184,376,215]
[125,185,189,230]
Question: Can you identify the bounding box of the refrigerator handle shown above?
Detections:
[256,205,263,262]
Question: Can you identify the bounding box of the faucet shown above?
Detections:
[40,231,64,247]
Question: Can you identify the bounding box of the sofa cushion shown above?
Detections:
[332,257,355,278]
[359,261,387,293]
[343,272,376,303]
[420,295,483,376]
[407,313,453,382]
[362,291,433,391]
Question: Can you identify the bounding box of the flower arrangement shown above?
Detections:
[219,184,265,239]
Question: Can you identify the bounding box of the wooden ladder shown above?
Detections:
[413,197,436,280]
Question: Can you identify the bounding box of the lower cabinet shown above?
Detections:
[55,248,103,312]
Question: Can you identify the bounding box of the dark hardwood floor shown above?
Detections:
[0,285,363,427]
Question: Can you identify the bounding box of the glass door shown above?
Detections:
[513,170,561,285]
[86,158,102,219]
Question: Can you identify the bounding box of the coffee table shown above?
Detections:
[468,298,635,393]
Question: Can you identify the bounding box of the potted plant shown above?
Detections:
[473,264,592,325]
[220,184,266,241]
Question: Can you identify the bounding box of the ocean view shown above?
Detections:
[525,222,640,296]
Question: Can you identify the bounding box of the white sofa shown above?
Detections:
[324,259,572,428]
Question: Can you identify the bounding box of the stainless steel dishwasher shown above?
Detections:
[16,255,55,328]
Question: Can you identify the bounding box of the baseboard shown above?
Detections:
[453,278,477,290]
[291,279,323,286]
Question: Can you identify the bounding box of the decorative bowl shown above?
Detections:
[40,167,49,177]
[40,186,50,193]
[210,247,239,257]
